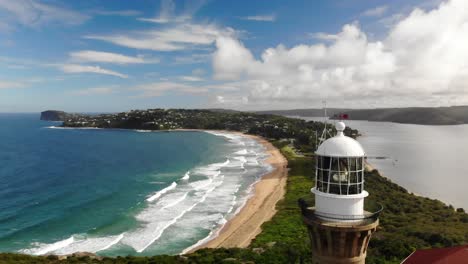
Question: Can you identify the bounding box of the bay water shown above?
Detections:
[299,116,468,211]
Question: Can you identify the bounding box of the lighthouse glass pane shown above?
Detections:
[357,170,363,183]
[330,157,348,183]
[356,157,363,171]
[350,158,357,171]
[316,156,365,195]
[322,156,331,170]
[349,171,358,187]
[316,156,327,192]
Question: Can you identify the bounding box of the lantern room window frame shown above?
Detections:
[315,156,365,195]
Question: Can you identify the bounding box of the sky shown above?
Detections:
[1,0,467,112]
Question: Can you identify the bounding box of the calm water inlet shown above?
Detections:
[300,117,468,211]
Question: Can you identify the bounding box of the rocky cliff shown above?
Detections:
[40,110,69,121]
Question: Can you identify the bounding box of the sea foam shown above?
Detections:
[20,130,271,256]
[21,236,74,255]
[146,182,177,202]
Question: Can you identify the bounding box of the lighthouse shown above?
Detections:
[299,121,381,264]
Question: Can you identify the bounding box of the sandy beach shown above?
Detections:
[364,160,375,172]
[187,131,288,251]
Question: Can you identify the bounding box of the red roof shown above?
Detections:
[402,245,468,264]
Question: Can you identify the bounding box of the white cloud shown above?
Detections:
[92,10,141,16]
[211,0,468,109]
[0,78,59,89]
[0,81,25,89]
[132,81,208,97]
[180,76,203,82]
[69,50,158,65]
[138,15,191,24]
[378,13,405,28]
[86,23,234,51]
[86,0,230,52]
[0,20,12,32]
[0,0,89,28]
[192,68,205,76]
[0,56,41,68]
[61,64,128,78]
[7,64,28,70]
[240,14,276,22]
[70,87,115,96]
[173,53,211,64]
[309,32,339,41]
[215,95,248,105]
[138,0,206,24]
[362,5,388,17]
[138,0,177,24]
[213,36,257,80]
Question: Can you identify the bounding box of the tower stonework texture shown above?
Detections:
[300,121,381,264]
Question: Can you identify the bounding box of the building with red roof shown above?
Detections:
[402,245,468,264]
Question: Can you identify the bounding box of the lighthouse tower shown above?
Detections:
[299,121,381,264]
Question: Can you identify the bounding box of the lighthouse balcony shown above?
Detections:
[298,197,382,226]
[298,198,381,264]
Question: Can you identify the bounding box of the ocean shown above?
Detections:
[0,114,271,256]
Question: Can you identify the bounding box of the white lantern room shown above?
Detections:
[312,121,368,220]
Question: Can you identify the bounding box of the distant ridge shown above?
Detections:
[255,108,352,118]
[41,106,468,125]
[255,106,468,125]
[204,108,241,114]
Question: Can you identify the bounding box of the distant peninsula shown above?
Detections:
[256,106,468,125]
[40,110,68,121]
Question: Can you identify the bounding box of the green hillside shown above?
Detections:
[257,106,468,125]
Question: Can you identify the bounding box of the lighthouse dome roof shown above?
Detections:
[316,122,365,157]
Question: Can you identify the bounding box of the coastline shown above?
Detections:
[186,131,288,252]
[40,126,288,254]
[364,160,375,172]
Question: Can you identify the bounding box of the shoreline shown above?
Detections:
[42,126,288,254]
[52,126,289,252]
[185,130,288,252]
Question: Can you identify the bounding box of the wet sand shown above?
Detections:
[187,131,288,251]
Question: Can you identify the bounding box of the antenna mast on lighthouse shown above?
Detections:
[318,100,332,145]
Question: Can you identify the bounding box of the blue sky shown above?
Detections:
[2,0,466,112]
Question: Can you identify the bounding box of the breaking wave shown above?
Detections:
[20,131,271,256]
[146,182,177,202]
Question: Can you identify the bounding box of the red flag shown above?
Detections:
[339,113,349,120]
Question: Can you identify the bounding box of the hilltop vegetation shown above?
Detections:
[46,105,468,125]
[257,106,468,125]
[1,109,466,263]
[40,110,79,121]
[61,109,357,150]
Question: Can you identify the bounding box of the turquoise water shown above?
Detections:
[0,114,270,256]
